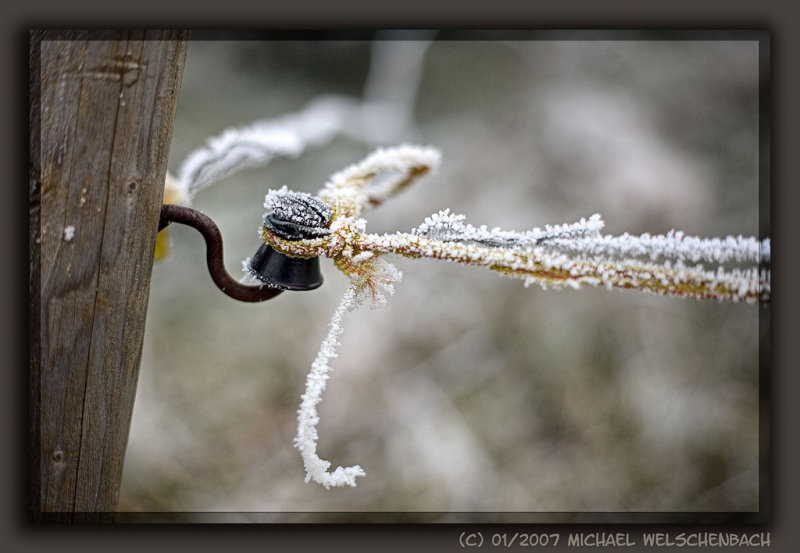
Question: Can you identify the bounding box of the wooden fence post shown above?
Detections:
[29,30,189,519]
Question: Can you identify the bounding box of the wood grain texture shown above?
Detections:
[30,30,188,516]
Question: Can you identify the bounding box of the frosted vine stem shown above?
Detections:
[252,145,770,488]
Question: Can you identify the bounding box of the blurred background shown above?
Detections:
[117,32,764,520]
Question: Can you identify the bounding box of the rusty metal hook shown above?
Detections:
[158,204,284,303]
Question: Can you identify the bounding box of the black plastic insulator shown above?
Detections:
[248,242,324,291]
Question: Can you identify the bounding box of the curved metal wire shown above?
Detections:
[158,204,284,303]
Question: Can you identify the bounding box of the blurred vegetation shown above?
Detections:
[118,34,763,520]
